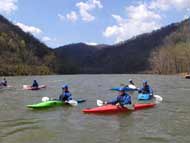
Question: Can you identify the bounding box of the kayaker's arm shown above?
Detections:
[106,97,118,105]
[149,86,154,95]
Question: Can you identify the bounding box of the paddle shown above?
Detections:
[67,100,78,106]
[120,84,137,90]
[97,99,104,107]
[153,95,163,104]
[41,97,78,106]
[96,99,134,110]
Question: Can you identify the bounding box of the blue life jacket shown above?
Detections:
[59,91,72,101]
[140,85,153,95]
[108,93,132,105]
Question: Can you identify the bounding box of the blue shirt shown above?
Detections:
[140,85,153,95]
[107,93,132,106]
[59,91,72,101]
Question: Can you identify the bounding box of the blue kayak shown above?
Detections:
[137,93,152,100]
[111,87,137,91]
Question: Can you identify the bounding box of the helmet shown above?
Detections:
[62,84,68,89]
[129,79,133,83]
[118,87,125,91]
[143,80,147,83]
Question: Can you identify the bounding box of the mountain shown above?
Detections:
[55,19,190,74]
[150,18,190,74]
[0,14,189,75]
[0,15,56,76]
[55,43,103,73]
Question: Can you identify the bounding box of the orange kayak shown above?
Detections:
[83,103,155,114]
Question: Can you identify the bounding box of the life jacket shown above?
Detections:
[117,94,131,105]
[59,91,72,101]
[142,85,150,94]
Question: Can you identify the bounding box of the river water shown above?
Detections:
[0,75,190,143]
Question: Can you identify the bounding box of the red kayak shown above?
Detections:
[23,85,47,90]
[83,103,155,114]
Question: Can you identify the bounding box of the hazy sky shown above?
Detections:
[0,0,189,48]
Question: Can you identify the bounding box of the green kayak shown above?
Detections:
[27,99,86,109]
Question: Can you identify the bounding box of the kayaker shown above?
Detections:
[32,80,39,88]
[139,80,153,96]
[0,78,7,86]
[59,84,72,102]
[105,87,132,107]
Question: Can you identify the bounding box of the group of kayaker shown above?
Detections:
[56,79,153,108]
[1,77,153,109]
[104,79,153,108]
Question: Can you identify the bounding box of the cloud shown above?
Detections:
[127,4,161,22]
[86,42,98,45]
[103,4,161,43]
[15,22,42,35]
[59,0,103,23]
[149,0,190,11]
[76,0,103,22]
[42,36,58,48]
[66,11,78,22]
[0,0,18,14]
[58,14,65,21]
[42,36,52,42]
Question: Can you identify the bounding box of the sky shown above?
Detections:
[0,0,190,48]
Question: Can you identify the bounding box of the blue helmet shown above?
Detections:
[129,79,133,82]
[118,87,125,91]
[62,84,68,89]
[143,80,147,83]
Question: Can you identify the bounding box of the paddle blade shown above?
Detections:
[42,97,50,102]
[23,85,28,89]
[68,100,78,106]
[154,95,163,104]
[128,84,137,89]
[97,99,104,107]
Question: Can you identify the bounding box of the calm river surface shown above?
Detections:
[0,74,190,143]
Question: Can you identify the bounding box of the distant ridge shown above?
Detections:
[0,15,55,75]
[0,14,189,75]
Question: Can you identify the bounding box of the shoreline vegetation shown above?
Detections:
[0,15,190,76]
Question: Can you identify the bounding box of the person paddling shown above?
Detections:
[59,84,72,102]
[138,80,153,97]
[32,80,39,88]
[105,87,132,108]
[0,78,7,86]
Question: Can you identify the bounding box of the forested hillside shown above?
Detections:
[0,14,189,75]
[0,15,56,76]
[56,19,190,74]
[150,19,190,74]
